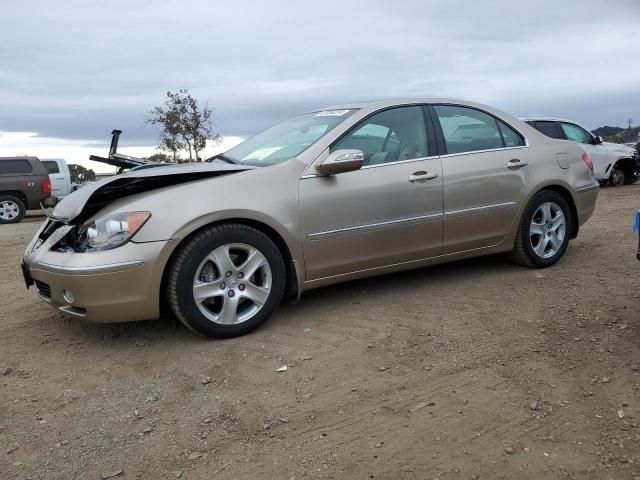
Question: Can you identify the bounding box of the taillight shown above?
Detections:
[581,152,593,173]
[41,178,51,194]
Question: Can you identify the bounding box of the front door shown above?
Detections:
[299,105,443,281]
[431,104,531,254]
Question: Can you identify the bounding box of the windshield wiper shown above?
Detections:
[207,153,240,165]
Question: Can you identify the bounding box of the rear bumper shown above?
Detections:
[574,182,599,228]
[23,236,178,323]
[26,194,49,210]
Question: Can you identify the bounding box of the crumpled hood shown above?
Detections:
[604,142,636,157]
[53,162,256,223]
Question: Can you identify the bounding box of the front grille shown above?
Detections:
[34,280,51,298]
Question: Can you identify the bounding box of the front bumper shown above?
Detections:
[23,222,178,323]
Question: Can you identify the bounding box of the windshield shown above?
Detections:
[211,109,357,166]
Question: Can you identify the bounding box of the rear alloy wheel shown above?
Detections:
[509,190,571,268]
[0,195,26,224]
[167,224,285,338]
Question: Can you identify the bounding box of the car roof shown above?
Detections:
[0,156,41,161]
[518,115,579,124]
[310,98,495,113]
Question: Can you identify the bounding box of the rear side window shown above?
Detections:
[532,121,564,140]
[42,160,60,174]
[497,120,525,148]
[434,105,503,154]
[560,123,592,145]
[0,159,33,174]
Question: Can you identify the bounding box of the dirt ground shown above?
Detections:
[1,186,639,480]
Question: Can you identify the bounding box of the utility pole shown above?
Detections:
[627,118,633,142]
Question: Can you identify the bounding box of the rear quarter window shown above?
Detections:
[42,160,60,174]
[0,159,34,174]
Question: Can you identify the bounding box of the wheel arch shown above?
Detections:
[160,217,302,309]
[612,157,637,181]
[0,190,28,206]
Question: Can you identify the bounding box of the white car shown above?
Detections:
[521,117,638,186]
[41,159,73,199]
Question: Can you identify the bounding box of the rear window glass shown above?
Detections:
[42,160,60,174]
[533,121,564,140]
[0,159,33,174]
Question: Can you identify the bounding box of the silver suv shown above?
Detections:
[521,116,639,186]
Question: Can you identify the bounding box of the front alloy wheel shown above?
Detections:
[167,224,285,338]
[193,243,272,325]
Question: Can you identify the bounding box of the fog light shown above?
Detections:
[63,289,75,303]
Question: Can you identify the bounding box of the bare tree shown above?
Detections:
[147,89,220,163]
[147,97,184,162]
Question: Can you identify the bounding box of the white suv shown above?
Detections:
[520,116,639,186]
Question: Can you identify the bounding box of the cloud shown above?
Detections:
[0,0,638,149]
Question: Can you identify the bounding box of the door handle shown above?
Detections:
[506,159,528,169]
[408,171,439,183]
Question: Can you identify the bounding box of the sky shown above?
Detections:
[1,0,639,172]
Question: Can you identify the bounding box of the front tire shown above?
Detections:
[609,165,626,186]
[509,191,572,268]
[0,195,26,224]
[166,224,286,338]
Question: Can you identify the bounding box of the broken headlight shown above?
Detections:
[78,212,151,252]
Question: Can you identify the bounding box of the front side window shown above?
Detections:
[42,161,60,174]
[217,109,357,166]
[560,123,593,145]
[0,159,33,174]
[531,121,564,140]
[332,106,428,166]
[434,105,504,154]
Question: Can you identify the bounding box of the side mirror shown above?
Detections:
[594,136,603,145]
[316,149,364,175]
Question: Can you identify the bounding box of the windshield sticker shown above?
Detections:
[315,110,350,117]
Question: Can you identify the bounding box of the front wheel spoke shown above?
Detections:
[208,245,235,274]
[530,222,544,235]
[193,280,223,302]
[218,296,240,324]
[534,236,549,256]
[549,233,562,250]
[239,249,267,277]
[241,283,270,306]
[551,212,565,231]
[541,203,552,223]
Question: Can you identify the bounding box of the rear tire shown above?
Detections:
[0,195,26,224]
[509,190,572,268]
[166,223,286,338]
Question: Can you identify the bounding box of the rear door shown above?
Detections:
[41,160,67,198]
[430,104,531,254]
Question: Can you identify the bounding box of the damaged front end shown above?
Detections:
[22,156,255,323]
[34,164,254,254]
